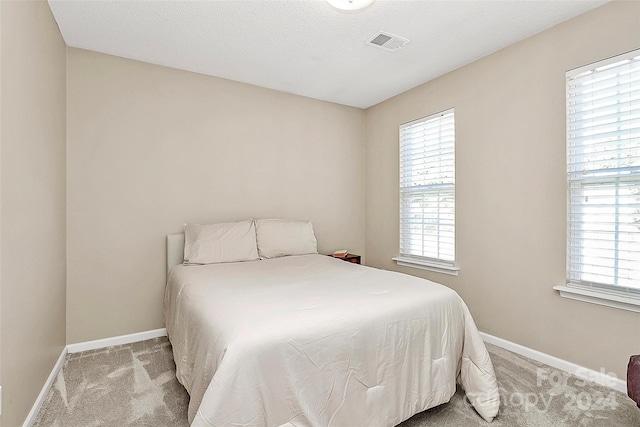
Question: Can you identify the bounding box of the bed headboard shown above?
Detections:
[167,233,185,274]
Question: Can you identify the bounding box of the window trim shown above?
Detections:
[396,108,458,273]
[558,48,640,309]
[553,284,640,313]
[393,256,460,276]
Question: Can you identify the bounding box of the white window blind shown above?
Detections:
[566,49,640,293]
[399,109,455,267]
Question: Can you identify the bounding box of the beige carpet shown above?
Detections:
[33,337,640,426]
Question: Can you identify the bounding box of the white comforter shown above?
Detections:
[164,254,499,427]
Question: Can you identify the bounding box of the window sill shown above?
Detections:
[392,257,459,276]
[553,284,640,313]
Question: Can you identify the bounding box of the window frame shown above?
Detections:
[555,48,640,312]
[393,108,459,276]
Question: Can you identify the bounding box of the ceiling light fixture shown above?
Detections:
[327,0,374,11]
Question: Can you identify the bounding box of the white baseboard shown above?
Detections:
[24,329,628,426]
[481,332,627,394]
[23,328,169,426]
[66,328,167,353]
[22,346,68,427]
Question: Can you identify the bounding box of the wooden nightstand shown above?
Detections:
[330,254,361,265]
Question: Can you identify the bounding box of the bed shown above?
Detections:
[164,230,500,427]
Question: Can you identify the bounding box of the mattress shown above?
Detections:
[164,254,499,426]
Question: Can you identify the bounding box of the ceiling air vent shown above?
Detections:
[365,31,410,52]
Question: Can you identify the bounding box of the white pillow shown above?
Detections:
[255,219,318,259]
[183,220,259,264]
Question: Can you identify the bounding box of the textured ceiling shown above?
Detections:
[48,0,608,109]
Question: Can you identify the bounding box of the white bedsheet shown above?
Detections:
[164,254,499,427]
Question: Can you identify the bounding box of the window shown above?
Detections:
[393,109,458,275]
[556,49,640,312]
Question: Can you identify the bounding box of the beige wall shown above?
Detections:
[0,1,67,426]
[66,48,366,344]
[365,0,640,379]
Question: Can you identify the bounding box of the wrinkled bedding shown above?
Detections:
[164,254,499,427]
